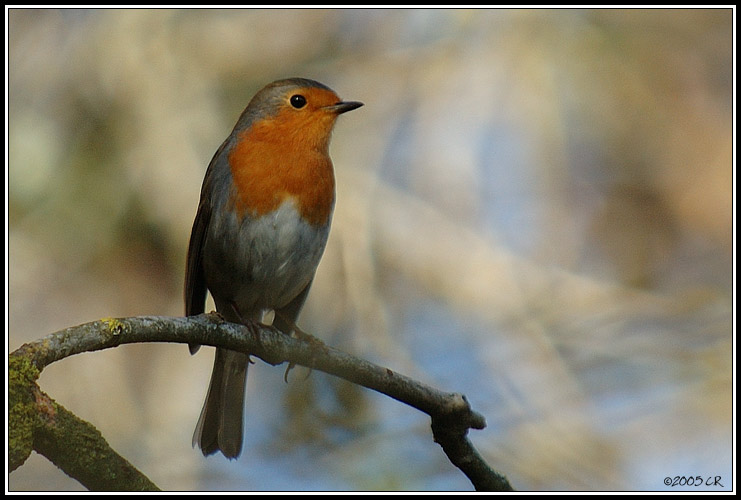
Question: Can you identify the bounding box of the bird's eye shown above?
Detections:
[290,94,307,109]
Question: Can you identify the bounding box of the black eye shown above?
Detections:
[290,94,307,109]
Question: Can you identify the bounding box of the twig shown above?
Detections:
[9,314,514,491]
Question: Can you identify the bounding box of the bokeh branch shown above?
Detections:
[9,314,514,491]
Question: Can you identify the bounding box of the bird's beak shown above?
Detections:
[325,101,364,114]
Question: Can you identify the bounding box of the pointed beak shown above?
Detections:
[325,101,364,114]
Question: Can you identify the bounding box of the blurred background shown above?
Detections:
[7,8,733,491]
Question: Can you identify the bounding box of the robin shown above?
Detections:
[185,78,362,459]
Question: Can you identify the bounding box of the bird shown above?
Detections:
[184,78,362,459]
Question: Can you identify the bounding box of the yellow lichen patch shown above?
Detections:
[101,317,125,336]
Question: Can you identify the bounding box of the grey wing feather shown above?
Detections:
[185,139,232,354]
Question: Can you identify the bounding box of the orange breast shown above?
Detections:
[227,112,336,227]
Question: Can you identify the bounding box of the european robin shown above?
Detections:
[185,78,362,459]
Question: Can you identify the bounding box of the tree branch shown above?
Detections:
[9,314,514,491]
[9,347,160,491]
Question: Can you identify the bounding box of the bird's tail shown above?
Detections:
[192,348,249,459]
